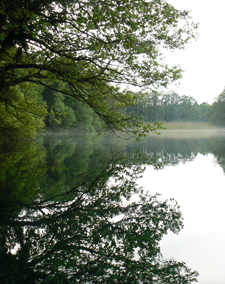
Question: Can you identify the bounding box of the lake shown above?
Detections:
[1,130,225,283]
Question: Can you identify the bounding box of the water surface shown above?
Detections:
[1,130,225,283]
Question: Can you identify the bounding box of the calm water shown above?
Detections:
[136,132,225,284]
[1,130,225,283]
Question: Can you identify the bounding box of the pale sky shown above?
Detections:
[165,0,225,104]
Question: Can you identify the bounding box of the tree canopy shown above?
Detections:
[208,88,225,126]
[127,92,210,123]
[0,0,197,139]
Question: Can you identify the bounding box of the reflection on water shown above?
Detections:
[2,131,225,283]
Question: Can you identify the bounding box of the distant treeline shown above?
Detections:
[127,92,208,123]
[127,90,225,126]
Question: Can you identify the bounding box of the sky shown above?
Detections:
[164,0,225,104]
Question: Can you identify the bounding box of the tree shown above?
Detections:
[127,92,203,123]
[208,88,225,126]
[0,0,197,139]
[42,86,77,129]
[193,102,210,122]
[0,82,47,140]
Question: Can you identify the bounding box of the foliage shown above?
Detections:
[0,0,197,139]
[208,88,225,126]
[127,92,210,123]
[0,82,47,140]
[42,85,77,129]
[41,83,104,131]
[194,102,209,122]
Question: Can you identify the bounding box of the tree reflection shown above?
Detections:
[208,134,225,174]
[127,136,203,166]
[0,150,199,283]
[0,140,47,203]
